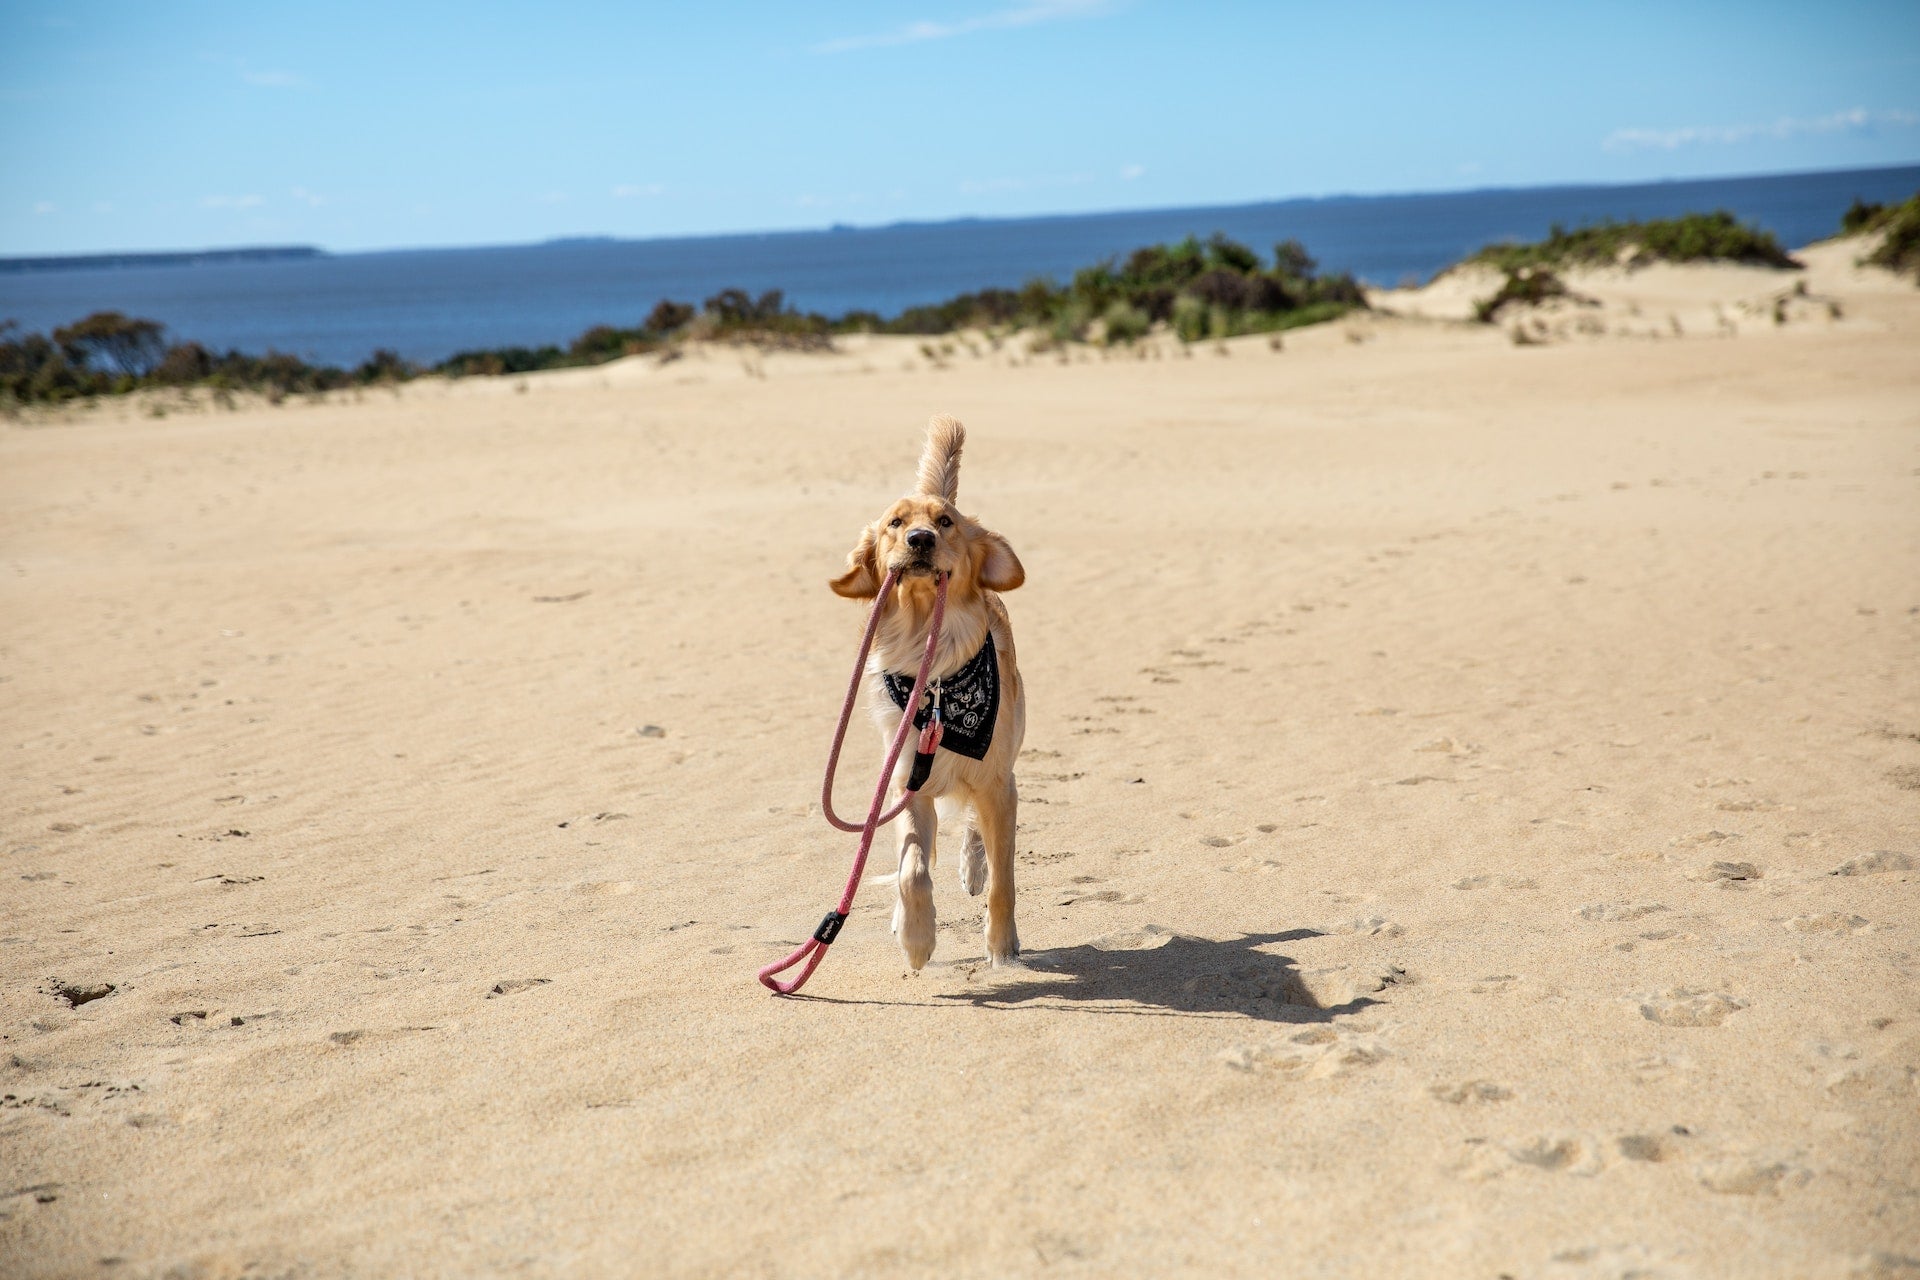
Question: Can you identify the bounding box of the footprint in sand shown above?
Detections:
[1694,1155,1806,1196]
[1635,987,1747,1027]
[1054,888,1138,907]
[1453,874,1536,890]
[1830,850,1914,876]
[1508,1134,1606,1176]
[1327,915,1405,939]
[1577,902,1668,923]
[47,980,115,1008]
[1784,912,1870,934]
[1671,830,1741,849]
[1185,967,1315,1006]
[1452,1133,1605,1181]
[195,922,280,938]
[1688,861,1761,884]
[487,978,552,998]
[1216,1027,1388,1079]
[1615,1130,1689,1162]
[1429,1080,1513,1105]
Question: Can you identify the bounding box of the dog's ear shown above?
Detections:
[975,528,1024,592]
[829,524,882,599]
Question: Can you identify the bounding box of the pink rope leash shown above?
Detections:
[757,569,948,995]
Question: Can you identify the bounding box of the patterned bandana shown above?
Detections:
[881,636,999,761]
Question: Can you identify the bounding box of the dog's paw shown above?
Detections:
[959,828,988,897]
[898,881,937,971]
[900,918,937,971]
[985,920,1020,967]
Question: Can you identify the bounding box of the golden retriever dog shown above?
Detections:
[830,416,1026,970]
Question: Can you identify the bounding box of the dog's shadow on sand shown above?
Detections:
[931,927,1384,1023]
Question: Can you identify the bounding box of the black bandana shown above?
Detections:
[881,637,999,761]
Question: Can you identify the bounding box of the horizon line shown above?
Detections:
[7,158,1916,265]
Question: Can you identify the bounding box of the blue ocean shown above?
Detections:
[4,165,1915,368]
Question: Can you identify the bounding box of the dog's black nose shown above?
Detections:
[906,528,936,553]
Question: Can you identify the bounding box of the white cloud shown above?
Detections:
[1120,163,1145,181]
[612,183,665,198]
[290,186,325,207]
[1604,106,1920,152]
[814,0,1111,54]
[32,200,57,215]
[202,193,265,209]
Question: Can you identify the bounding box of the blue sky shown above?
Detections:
[3,1,1917,255]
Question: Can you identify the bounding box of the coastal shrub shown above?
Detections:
[1841,198,1885,235]
[152,342,214,384]
[567,325,661,362]
[1069,261,1121,313]
[1170,294,1208,343]
[1273,239,1316,280]
[1051,298,1094,344]
[644,299,695,334]
[1122,239,1208,294]
[1100,300,1150,345]
[354,349,416,383]
[1473,267,1583,323]
[1205,233,1262,275]
[1851,191,1920,281]
[881,287,1023,335]
[1186,268,1254,311]
[437,345,567,377]
[53,310,167,377]
[1469,211,1800,273]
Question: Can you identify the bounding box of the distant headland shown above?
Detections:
[0,246,326,275]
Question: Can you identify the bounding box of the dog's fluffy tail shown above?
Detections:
[916,415,965,503]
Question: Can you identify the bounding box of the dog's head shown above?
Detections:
[829,415,1024,600]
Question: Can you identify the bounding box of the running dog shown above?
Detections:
[829,416,1026,969]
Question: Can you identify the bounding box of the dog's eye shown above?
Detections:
[888,517,903,528]
[937,516,952,528]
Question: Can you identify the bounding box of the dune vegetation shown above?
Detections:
[1840,191,1920,281]
[1,234,1365,409]
[1468,210,1800,274]
[7,203,1875,410]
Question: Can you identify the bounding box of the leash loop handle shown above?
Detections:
[758,570,948,995]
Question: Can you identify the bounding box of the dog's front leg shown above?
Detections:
[974,779,1019,965]
[891,792,938,970]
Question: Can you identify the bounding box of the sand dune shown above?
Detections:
[1369,231,1912,343]
[2,248,1917,1278]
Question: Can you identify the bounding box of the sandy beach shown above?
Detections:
[3,242,1917,1278]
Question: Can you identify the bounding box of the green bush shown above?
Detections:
[1473,267,1582,323]
[1841,198,1886,235]
[1100,300,1150,345]
[1170,294,1208,343]
[1849,191,1920,281]
[53,310,167,377]
[1469,211,1799,273]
